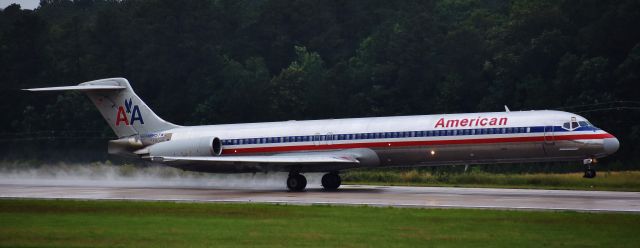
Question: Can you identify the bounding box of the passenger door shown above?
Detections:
[543,125,556,156]
[544,126,555,144]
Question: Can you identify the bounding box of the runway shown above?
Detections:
[2,183,640,212]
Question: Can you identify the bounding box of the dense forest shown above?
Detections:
[1,0,639,171]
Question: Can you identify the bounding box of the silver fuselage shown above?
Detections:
[147,110,618,173]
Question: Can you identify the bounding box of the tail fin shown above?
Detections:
[25,78,179,138]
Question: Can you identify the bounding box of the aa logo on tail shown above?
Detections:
[116,98,144,126]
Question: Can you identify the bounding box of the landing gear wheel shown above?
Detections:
[583,158,597,179]
[287,173,307,191]
[583,168,596,179]
[321,173,341,191]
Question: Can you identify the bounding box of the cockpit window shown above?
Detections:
[562,121,582,130]
[571,121,579,129]
[578,121,590,127]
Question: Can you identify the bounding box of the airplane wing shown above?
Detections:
[151,153,359,164]
[147,148,379,173]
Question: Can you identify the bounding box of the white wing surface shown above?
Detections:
[152,154,359,164]
[146,148,380,173]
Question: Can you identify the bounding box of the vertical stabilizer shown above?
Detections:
[25,78,179,138]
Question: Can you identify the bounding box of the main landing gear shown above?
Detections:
[583,158,597,179]
[286,172,342,191]
[321,172,341,191]
[287,172,307,192]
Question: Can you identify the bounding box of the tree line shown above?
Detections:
[1,0,639,170]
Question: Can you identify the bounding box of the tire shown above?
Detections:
[583,168,596,179]
[321,173,341,190]
[287,174,307,191]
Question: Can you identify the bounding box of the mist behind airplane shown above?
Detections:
[25,78,619,191]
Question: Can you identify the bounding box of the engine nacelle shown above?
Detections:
[146,137,222,157]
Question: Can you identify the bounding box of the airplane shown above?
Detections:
[25,78,620,191]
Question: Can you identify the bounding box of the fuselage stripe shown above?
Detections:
[221,133,613,155]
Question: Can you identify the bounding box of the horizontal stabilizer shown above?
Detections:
[23,85,126,91]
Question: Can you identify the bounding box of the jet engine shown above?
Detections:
[143,137,223,157]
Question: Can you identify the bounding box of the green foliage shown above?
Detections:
[0,0,639,167]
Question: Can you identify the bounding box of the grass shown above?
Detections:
[1,199,640,247]
[343,170,640,191]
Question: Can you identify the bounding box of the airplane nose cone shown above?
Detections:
[603,137,620,155]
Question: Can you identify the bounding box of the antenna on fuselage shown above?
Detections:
[504,105,511,112]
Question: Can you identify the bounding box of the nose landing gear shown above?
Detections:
[583,158,597,179]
